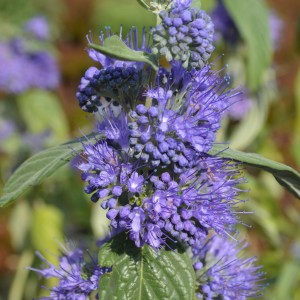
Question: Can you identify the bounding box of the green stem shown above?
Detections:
[137,0,150,10]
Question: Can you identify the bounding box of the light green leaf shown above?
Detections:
[98,233,196,300]
[209,144,300,199]
[89,35,158,70]
[17,90,69,144]
[223,0,272,91]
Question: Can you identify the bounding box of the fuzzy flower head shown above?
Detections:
[151,2,214,69]
[193,234,264,300]
[76,125,244,249]
[127,65,237,173]
[0,38,59,94]
[29,246,110,299]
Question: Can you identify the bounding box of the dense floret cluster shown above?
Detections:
[151,0,214,68]
[0,17,59,94]
[29,247,110,299]
[31,0,264,298]
[193,234,264,299]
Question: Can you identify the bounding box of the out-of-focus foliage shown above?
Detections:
[0,0,300,299]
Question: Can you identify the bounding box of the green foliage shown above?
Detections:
[98,233,196,300]
[223,0,272,91]
[0,137,84,207]
[17,90,69,144]
[209,144,300,199]
[89,35,158,70]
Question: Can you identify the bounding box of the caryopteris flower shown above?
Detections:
[29,247,110,299]
[72,0,265,296]
[0,18,59,94]
[193,234,264,300]
[76,27,150,113]
[151,0,214,69]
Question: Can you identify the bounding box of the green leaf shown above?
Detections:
[209,144,300,199]
[0,136,88,207]
[98,233,196,300]
[17,90,69,144]
[223,0,272,91]
[89,35,158,71]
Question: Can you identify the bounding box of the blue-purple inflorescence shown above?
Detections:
[76,59,245,250]
[66,0,265,298]
[151,0,214,69]
[193,234,264,300]
[0,18,59,94]
[29,247,110,299]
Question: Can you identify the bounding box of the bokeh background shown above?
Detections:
[0,0,300,299]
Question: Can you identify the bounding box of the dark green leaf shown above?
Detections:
[223,0,272,91]
[209,144,300,199]
[89,35,158,70]
[0,136,91,207]
[98,233,196,300]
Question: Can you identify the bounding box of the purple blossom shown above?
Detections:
[193,234,264,299]
[211,0,239,44]
[25,16,50,40]
[29,247,110,299]
[151,2,214,69]
[0,38,59,94]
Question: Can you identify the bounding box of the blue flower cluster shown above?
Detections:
[75,0,251,250]
[193,234,264,299]
[33,0,264,298]
[29,247,110,299]
[151,0,214,68]
[0,17,59,94]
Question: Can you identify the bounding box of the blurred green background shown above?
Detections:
[0,0,300,299]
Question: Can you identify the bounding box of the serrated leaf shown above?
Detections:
[209,144,300,199]
[223,0,272,91]
[98,233,195,300]
[89,35,158,70]
[0,136,90,207]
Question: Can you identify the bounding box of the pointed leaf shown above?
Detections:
[0,135,97,207]
[98,233,196,300]
[89,35,158,70]
[209,144,300,199]
[223,0,272,91]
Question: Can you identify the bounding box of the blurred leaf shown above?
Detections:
[9,201,32,250]
[89,35,158,70]
[230,100,267,150]
[98,233,196,300]
[209,145,300,199]
[8,250,34,300]
[292,67,300,166]
[275,261,300,300]
[92,0,155,36]
[30,202,63,263]
[223,0,272,91]
[17,90,69,144]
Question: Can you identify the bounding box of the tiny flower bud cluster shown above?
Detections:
[151,1,214,69]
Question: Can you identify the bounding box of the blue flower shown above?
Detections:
[193,234,265,299]
[29,247,110,299]
[151,2,214,69]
